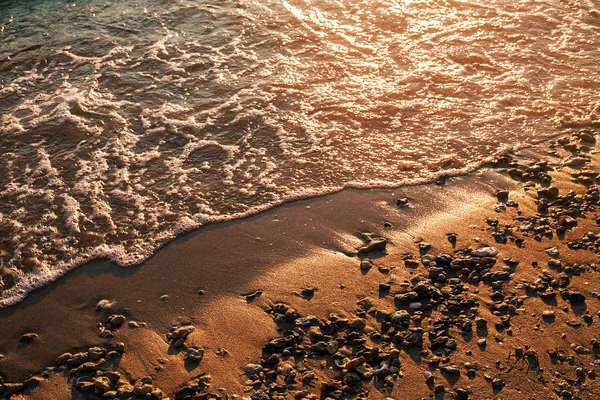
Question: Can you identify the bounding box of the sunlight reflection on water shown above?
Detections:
[0,0,599,305]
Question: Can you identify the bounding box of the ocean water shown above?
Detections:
[1,0,599,306]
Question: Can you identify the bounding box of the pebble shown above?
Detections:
[542,310,555,320]
[95,299,115,312]
[19,333,38,344]
[545,247,560,258]
[244,363,263,376]
[167,325,195,347]
[360,260,372,271]
[186,347,205,362]
[358,237,388,255]
[397,198,409,207]
[107,314,126,327]
[441,365,460,375]
[496,190,509,202]
[301,286,315,296]
[471,247,498,258]
[424,371,434,384]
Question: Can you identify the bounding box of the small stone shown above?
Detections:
[515,347,524,358]
[23,376,43,388]
[327,340,340,355]
[424,371,434,384]
[117,384,134,397]
[56,352,72,365]
[301,371,315,385]
[167,325,195,345]
[19,333,38,344]
[107,314,126,327]
[244,364,263,376]
[419,242,432,252]
[73,361,99,374]
[67,352,89,366]
[128,321,143,329]
[186,347,205,362]
[114,342,126,353]
[542,310,555,320]
[456,388,469,400]
[88,347,106,361]
[397,198,409,207]
[545,247,560,258]
[93,376,112,393]
[149,389,163,400]
[95,299,115,312]
[568,292,586,303]
[441,365,460,375]
[492,378,505,389]
[358,237,388,255]
[496,190,509,202]
[349,318,367,331]
[1,383,24,396]
[301,287,315,296]
[548,259,562,269]
[133,384,153,397]
[360,260,372,271]
[104,372,120,383]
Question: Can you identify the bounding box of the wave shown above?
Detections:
[1,0,600,306]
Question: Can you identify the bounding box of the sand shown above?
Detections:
[1,132,600,399]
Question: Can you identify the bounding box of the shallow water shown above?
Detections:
[1,0,599,306]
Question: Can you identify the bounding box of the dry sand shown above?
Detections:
[1,132,600,400]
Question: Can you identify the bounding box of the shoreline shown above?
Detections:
[1,130,600,399]
[0,133,569,310]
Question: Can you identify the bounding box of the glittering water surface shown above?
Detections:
[1,0,600,305]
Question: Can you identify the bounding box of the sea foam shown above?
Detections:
[1,0,599,306]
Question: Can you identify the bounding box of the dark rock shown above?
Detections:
[397,198,409,208]
[107,314,126,327]
[167,325,195,347]
[67,352,89,367]
[19,333,38,344]
[95,299,115,313]
[186,347,204,362]
[456,388,469,400]
[244,363,263,376]
[56,352,72,365]
[496,190,509,203]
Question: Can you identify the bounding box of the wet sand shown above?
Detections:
[1,132,600,399]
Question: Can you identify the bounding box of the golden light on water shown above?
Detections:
[0,0,599,305]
